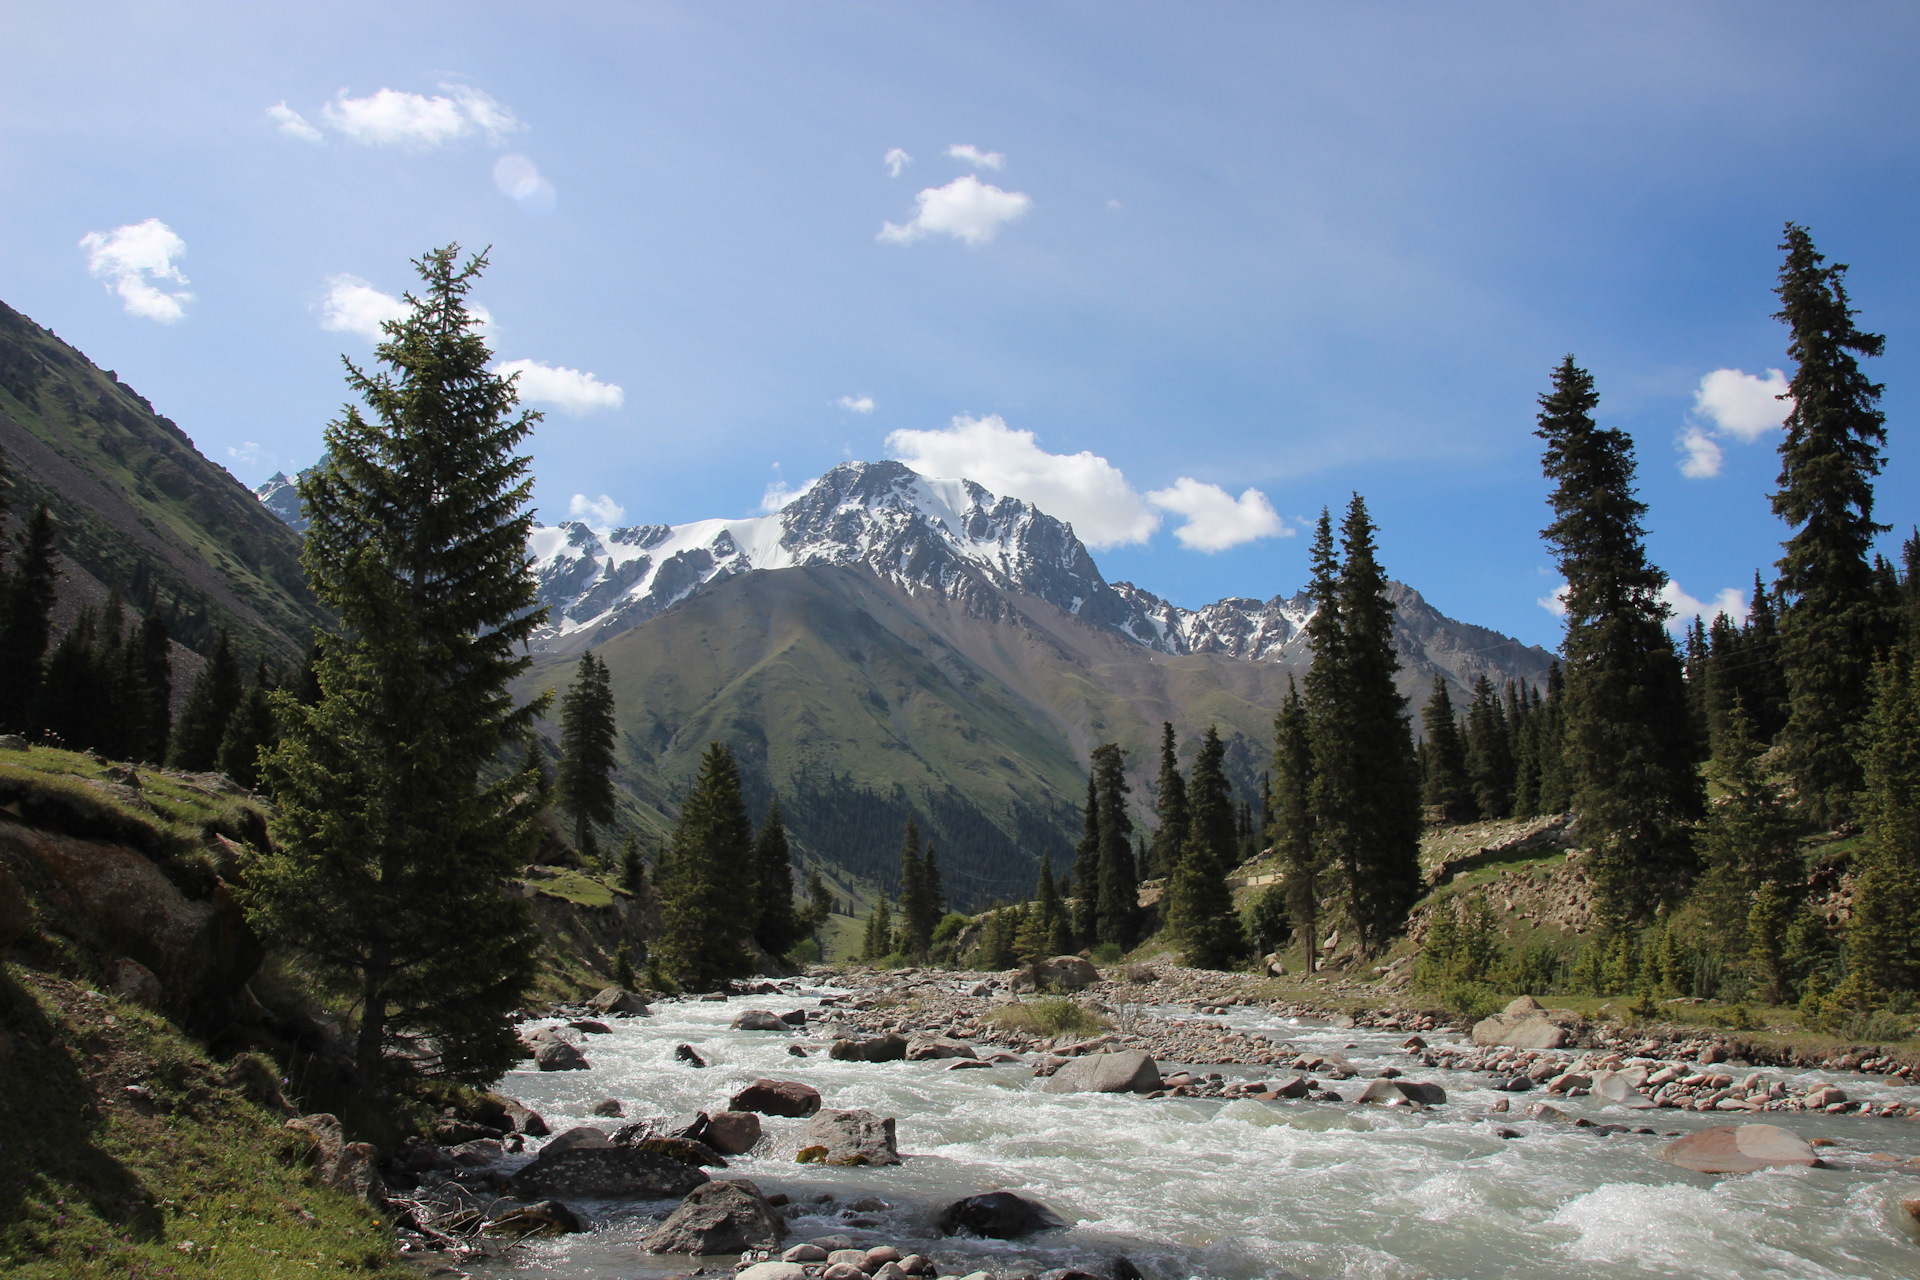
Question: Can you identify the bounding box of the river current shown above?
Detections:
[480,986,1920,1279]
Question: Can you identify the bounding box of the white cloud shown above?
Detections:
[1661,580,1749,631]
[884,148,912,178]
[837,395,875,413]
[1145,478,1288,552]
[1678,426,1724,479]
[1537,582,1570,620]
[879,175,1032,247]
[760,479,814,513]
[317,84,520,148]
[887,414,1159,548]
[495,359,624,415]
[79,219,192,323]
[1696,368,1791,442]
[569,493,625,525]
[493,155,556,213]
[227,442,267,467]
[1106,198,1123,212]
[267,102,322,142]
[946,143,1005,171]
[319,275,409,341]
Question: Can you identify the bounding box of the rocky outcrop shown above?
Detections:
[1041,1049,1160,1095]
[646,1179,785,1254]
[800,1109,900,1166]
[285,1113,385,1207]
[936,1191,1068,1239]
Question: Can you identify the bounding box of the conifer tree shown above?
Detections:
[1844,653,1920,994]
[1070,771,1099,945]
[218,661,279,791]
[1535,662,1572,813]
[656,741,758,985]
[1091,742,1136,947]
[1148,721,1188,880]
[1693,699,1803,961]
[1464,673,1515,819]
[753,798,803,958]
[619,829,647,898]
[0,505,58,733]
[863,897,893,961]
[897,816,939,959]
[924,840,945,920]
[1168,726,1246,967]
[1269,677,1320,971]
[1537,356,1700,925]
[1031,855,1064,956]
[1419,677,1472,821]
[125,612,172,764]
[247,246,546,1083]
[557,650,618,856]
[1771,224,1894,824]
[169,630,242,772]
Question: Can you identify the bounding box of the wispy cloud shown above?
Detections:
[302,84,520,149]
[227,442,267,467]
[946,143,1005,171]
[837,395,875,413]
[79,219,192,322]
[1677,367,1792,478]
[569,493,625,525]
[879,174,1032,247]
[884,147,912,178]
[1146,478,1288,552]
[495,359,624,415]
[493,155,556,213]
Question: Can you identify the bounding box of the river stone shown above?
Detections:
[1041,1048,1160,1095]
[498,1097,551,1136]
[937,1190,1069,1239]
[1661,1124,1819,1174]
[733,1009,789,1031]
[629,1136,728,1167]
[535,1038,589,1071]
[675,1043,707,1067]
[1268,1073,1311,1099]
[1591,1071,1655,1109]
[783,1243,830,1262]
[542,1125,613,1155]
[1471,1009,1571,1050]
[907,1034,978,1060]
[588,985,652,1015]
[646,1178,785,1254]
[706,1109,763,1154]
[1353,1078,1443,1106]
[510,1146,709,1199]
[737,1266,809,1280]
[801,1108,900,1166]
[830,1033,908,1063]
[731,1079,822,1117]
[1398,1081,1447,1105]
[1032,956,1101,991]
[484,1199,583,1236]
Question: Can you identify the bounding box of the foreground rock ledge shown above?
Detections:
[1660,1124,1820,1174]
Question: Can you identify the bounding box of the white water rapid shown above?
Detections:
[479,988,1920,1279]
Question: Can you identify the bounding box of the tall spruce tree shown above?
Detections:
[0,505,58,733]
[1269,677,1321,971]
[1844,653,1920,995]
[1771,224,1894,824]
[656,742,758,985]
[1168,726,1245,967]
[753,799,803,959]
[217,661,279,791]
[1091,742,1137,947]
[557,650,618,856]
[1070,771,1100,945]
[1537,356,1700,925]
[1535,662,1572,813]
[38,607,102,751]
[126,612,172,764]
[1692,698,1804,1000]
[897,816,939,959]
[1464,673,1515,819]
[1149,721,1188,880]
[169,630,242,771]
[1419,677,1472,821]
[247,246,546,1084]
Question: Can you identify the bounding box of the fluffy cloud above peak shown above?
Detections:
[1146,478,1288,551]
[569,493,626,525]
[888,415,1158,548]
[1677,367,1792,478]
[495,359,624,415]
[879,175,1031,247]
[288,84,520,149]
[79,219,192,322]
[946,143,1005,170]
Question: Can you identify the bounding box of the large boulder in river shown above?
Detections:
[509,1145,710,1199]
[535,1038,589,1071]
[1661,1124,1820,1174]
[705,1110,762,1155]
[1471,996,1571,1050]
[907,1034,977,1061]
[1041,1049,1160,1095]
[800,1108,900,1166]
[829,1033,907,1063]
[1591,1071,1655,1109]
[588,986,651,1016]
[1353,1079,1445,1106]
[732,1009,789,1031]
[1032,956,1100,991]
[937,1191,1068,1239]
[645,1179,785,1254]
[730,1078,822,1117]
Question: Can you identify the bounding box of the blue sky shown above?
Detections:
[5,2,1916,650]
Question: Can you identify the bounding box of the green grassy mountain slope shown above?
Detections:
[0,301,324,663]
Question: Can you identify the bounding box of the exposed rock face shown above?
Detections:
[1041,1049,1160,1095]
[1661,1124,1820,1174]
[645,1179,785,1255]
[801,1109,900,1166]
[730,1079,822,1117]
[509,1145,710,1199]
[1,818,260,1020]
[830,1034,907,1063]
[936,1191,1068,1239]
